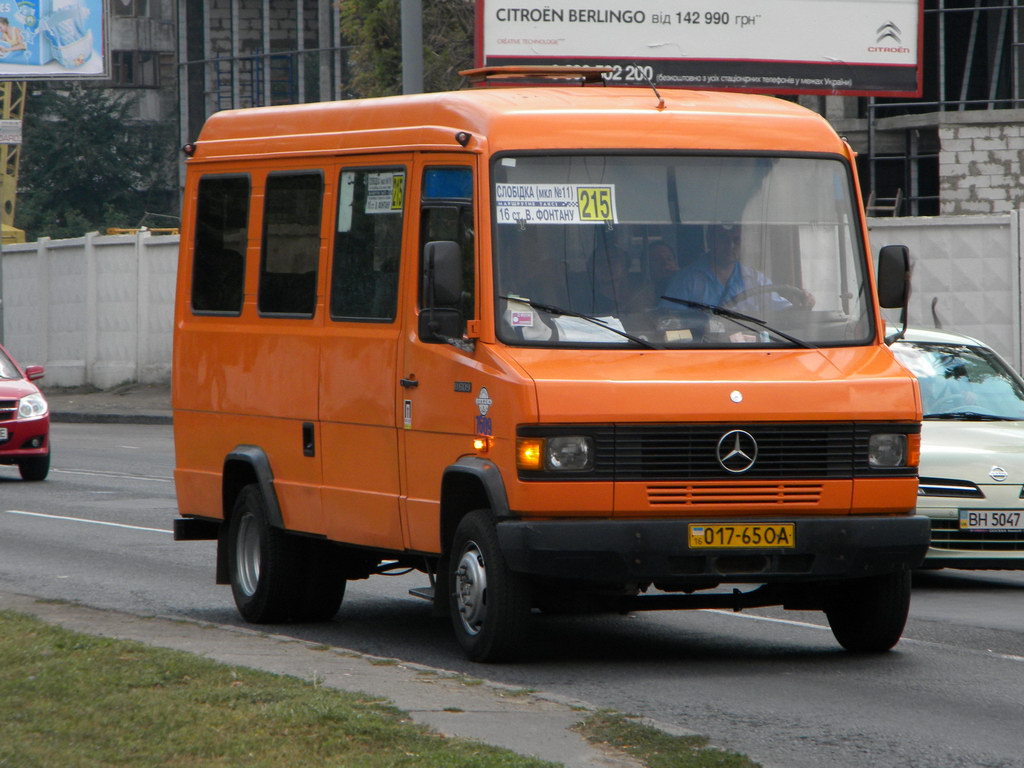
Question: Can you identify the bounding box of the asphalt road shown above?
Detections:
[2,422,1023,768]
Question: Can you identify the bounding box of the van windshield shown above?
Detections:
[492,154,873,348]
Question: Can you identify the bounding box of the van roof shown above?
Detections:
[191,86,846,161]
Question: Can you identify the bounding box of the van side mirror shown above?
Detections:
[24,365,45,382]
[877,245,910,309]
[419,241,466,344]
[424,241,462,307]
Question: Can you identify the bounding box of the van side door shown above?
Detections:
[399,160,479,553]
[250,168,328,535]
[320,161,410,549]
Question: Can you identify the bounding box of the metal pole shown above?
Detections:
[401,0,424,94]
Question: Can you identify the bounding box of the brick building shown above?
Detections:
[815,0,1024,218]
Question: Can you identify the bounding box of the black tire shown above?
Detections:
[825,569,911,653]
[227,484,345,623]
[19,452,50,481]
[448,509,531,662]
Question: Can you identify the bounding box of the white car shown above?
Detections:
[891,327,1024,568]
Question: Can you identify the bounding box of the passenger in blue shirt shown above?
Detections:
[660,224,793,314]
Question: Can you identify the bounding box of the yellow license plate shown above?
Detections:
[688,523,795,549]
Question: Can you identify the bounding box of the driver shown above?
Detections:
[660,224,795,314]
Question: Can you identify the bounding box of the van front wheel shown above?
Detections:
[228,484,345,623]
[449,510,530,662]
[825,569,911,653]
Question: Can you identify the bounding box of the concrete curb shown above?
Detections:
[50,412,173,426]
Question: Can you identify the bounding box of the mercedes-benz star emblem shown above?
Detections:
[717,430,758,474]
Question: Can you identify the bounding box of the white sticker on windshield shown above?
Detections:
[365,171,405,214]
[510,310,534,327]
[495,183,617,225]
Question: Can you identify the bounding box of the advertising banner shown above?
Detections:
[477,0,922,96]
[0,0,106,79]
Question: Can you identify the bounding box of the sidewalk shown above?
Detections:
[44,382,173,425]
[33,381,673,768]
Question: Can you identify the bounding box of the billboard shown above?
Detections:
[476,0,922,97]
[0,0,107,79]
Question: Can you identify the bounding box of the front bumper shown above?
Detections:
[919,503,1024,569]
[0,415,50,464]
[497,515,930,584]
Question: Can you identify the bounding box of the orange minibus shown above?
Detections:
[173,68,928,662]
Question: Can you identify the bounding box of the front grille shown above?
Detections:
[930,518,1024,551]
[518,422,918,481]
[647,482,823,506]
[616,423,858,480]
[0,400,16,422]
[918,478,985,498]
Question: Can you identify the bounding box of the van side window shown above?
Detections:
[420,167,474,321]
[191,175,249,314]
[330,168,405,322]
[258,172,324,317]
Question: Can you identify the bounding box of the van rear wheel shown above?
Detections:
[449,510,530,662]
[228,484,345,623]
[825,569,911,653]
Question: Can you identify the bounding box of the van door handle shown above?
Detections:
[400,377,419,388]
[302,422,315,457]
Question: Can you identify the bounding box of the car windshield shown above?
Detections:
[492,154,873,348]
[892,340,1024,420]
[0,348,19,380]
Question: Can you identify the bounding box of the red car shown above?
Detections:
[0,343,49,481]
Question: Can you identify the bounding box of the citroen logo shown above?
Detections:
[877,21,901,44]
[717,430,758,474]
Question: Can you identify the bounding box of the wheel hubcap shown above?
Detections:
[235,512,261,597]
[455,541,487,636]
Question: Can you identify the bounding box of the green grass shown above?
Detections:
[0,610,759,768]
[575,711,761,768]
[0,610,556,768]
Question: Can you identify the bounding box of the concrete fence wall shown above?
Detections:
[868,212,1023,371]
[1,215,1022,390]
[0,231,179,388]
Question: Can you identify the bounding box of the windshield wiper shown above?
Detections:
[659,296,815,349]
[924,411,1018,421]
[500,295,660,349]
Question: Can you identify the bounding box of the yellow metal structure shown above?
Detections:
[106,227,180,236]
[1,81,26,245]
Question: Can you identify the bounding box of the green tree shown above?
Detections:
[16,85,179,241]
[340,0,475,97]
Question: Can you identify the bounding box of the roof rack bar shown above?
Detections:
[459,65,612,86]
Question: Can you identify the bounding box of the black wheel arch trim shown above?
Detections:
[442,457,511,519]
[224,445,285,529]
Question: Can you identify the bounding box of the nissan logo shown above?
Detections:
[717,430,758,474]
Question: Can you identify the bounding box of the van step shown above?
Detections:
[409,586,434,602]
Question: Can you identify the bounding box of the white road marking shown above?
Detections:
[704,608,1024,662]
[51,468,173,483]
[1,509,172,534]
[703,609,830,631]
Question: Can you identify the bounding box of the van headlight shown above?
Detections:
[18,393,48,420]
[517,435,594,471]
[545,436,593,470]
[868,433,908,467]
